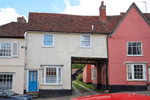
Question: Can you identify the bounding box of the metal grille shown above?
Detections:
[0,73,13,90]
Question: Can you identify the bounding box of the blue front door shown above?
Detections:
[29,71,38,91]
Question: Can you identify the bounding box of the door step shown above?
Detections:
[26,92,39,98]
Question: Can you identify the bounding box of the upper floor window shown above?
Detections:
[127,64,146,81]
[0,42,18,57]
[91,69,95,80]
[80,35,91,47]
[43,33,54,47]
[0,42,11,57]
[127,42,142,56]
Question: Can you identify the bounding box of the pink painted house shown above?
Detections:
[108,2,150,93]
[82,60,106,90]
[82,2,150,93]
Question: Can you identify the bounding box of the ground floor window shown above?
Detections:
[0,73,14,90]
[127,64,146,81]
[42,66,62,84]
[91,69,96,80]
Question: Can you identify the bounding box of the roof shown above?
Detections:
[0,22,28,38]
[110,3,150,36]
[28,12,123,34]
[72,69,78,74]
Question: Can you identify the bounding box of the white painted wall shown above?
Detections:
[26,32,108,90]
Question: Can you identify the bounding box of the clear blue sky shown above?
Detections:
[0,0,80,18]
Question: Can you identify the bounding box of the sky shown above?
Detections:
[0,0,149,25]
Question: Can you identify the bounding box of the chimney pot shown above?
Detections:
[99,1,107,22]
[17,16,26,23]
[120,12,125,16]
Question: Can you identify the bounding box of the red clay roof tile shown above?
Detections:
[0,22,28,37]
[28,12,123,34]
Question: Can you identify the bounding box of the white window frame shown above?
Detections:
[0,42,11,58]
[127,64,147,81]
[127,42,143,56]
[80,34,92,47]
[91,69,95,80]
[0,73,14,91]
[42,33,54,47]
[42,66,62,85]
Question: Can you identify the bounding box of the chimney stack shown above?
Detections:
[120,12,125,16]
[99,1,107,21]
[17,16,26,23]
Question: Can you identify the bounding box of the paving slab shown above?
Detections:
[72,84,82,95]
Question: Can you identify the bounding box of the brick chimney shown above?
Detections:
[99,1,107,21]
[17,16,26,23]
[120,12,125,16]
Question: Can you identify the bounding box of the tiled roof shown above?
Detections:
[28,12,123,34]
[0,22,28,38]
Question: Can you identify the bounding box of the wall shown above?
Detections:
[0,38,25,94]
[26,32,108,90]
[0,38,25,66]
[108,7,150,86]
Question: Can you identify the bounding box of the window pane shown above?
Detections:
[0,42,11,57]
[30,72,33,81]
[34,72,37,81]
[44,41,53,46]
[137,47,141,54]
[42,68,44,83]
[0,74,13,90]
[132,42,136,46]
[46,68,57,83]
[128,42,132,47]
[137,42,141,46]
[81,35,90,47]
[127,65,132,79]
[128,47,132,54]
[133,47,136,55]
[134,65,143,79]
[44,35,53,46]
[59,68,61,83]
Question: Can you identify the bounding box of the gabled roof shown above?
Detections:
[28,12,123,34]
[109,2,150,37]
[0,22,28,38]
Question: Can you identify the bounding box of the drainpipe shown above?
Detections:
[105,34,109,90]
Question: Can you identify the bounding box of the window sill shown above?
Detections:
[40,83,62,86]
[0,56,12,59]
[42,46,54,48]
[127,80,147,81]
[80,46,92,49]
[127,55,143,57]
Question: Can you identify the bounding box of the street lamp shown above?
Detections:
[141,1,147,13]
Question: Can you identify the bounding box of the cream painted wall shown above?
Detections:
[26,32,108,90]
[0,38,25,66]
[0,67,24,94]
[0,38,25,94]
